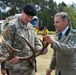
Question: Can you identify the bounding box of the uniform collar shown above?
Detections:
[62,27,71,36]
[18,17,29,29]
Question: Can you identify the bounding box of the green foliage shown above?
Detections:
[58,2,67,12]
[57,2,76,29]
[63,5,76,28]
[37,0,56,31]
[0,0,76,30]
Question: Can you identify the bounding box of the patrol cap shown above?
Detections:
[23,3,37,16]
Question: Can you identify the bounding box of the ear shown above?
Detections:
[64,20,68,25]
[22,10,24,13]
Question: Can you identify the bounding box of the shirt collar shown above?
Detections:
[62,26,69,36]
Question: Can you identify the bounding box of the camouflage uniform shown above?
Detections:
[1,15,42,75]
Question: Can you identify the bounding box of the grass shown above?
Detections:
[0,34,55,75]
[36,34,55,75]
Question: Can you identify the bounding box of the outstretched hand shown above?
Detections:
[46,68,52,75]
[45,36,53,44]
[41,48,48,55]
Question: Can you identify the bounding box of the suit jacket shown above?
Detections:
[50,28,76,75]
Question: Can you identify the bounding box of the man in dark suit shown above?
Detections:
[45,12,76,75]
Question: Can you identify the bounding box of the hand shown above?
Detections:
[41,48,48,55]
[45,36,53,44]
[46,68,52,75]
[1,69,6,75]
[9,56,19,64]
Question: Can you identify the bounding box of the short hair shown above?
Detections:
[55,12,72,27]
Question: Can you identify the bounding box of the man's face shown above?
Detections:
[54,16,67,32]
[21,10,33,24]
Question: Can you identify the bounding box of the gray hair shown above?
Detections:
[55,12,72,28]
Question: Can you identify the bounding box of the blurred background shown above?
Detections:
[0,0,76,31]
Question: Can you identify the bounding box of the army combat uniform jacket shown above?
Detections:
[1,15,42,75]
[50,27,76,75]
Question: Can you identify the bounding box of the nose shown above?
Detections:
[54,22,56,26]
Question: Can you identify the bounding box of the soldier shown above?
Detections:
[1,3,48,75]
[45,12,76,75]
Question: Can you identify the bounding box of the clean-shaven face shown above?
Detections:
[21,10,33,24]
[54,16,68,32]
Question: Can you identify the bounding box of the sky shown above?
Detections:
[1,0,76,12]
[54,0,76,5]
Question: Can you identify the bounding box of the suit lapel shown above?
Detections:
[60,28,71,42]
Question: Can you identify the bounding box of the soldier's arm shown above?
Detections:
[49,50,56,70]
[34,33,42,53]
[1,24,14,56]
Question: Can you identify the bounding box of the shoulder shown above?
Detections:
[2,15,19,33]
[4,16,19,28]
[55,31,59,36]
[67,29,76,47]
[9,16,19,27]
[71,29,76,34]
[3,14,20,28]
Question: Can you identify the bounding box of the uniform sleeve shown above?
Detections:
[49,50,56,70]
[52,41,76,55]
[34,33,42,53]
[1,24,15,57]
[29,24,42,54]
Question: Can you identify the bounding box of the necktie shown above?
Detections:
[58,33,62,40]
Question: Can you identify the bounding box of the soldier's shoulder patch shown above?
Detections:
[71,29,76,34]
[3,16,14,27]
[68,35,76,47]
[4,18,9,27]
[2,29,8,38]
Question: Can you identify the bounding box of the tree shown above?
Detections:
[0,0,34,18]
[63,5,76,28]
[0,0,57,31]
[37,0,57,31]
[58,2,67,12]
